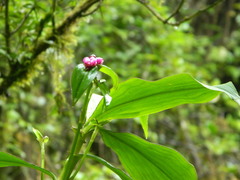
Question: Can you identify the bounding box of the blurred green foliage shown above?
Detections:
[0,0,240,179]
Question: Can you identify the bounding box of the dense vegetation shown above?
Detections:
[0,0,240,179]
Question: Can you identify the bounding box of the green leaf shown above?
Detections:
[43,136,49,144]
[33,128,49,144]
[71,64,98,105]
[0,152,56,180]
[99,65,119,91]
[100,129,197,180]
[32,127,43,143]
[139,115,149,139]
[95,79,112,106]
[90,74,240,122]
[74,154,132,180]
[199,81,240,104]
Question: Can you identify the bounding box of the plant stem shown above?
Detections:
[74,84,93,154]
[41,144,45,180]
[70,126,99,180]
[59,85,93,180]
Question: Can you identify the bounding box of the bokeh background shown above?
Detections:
[0,0,240,179]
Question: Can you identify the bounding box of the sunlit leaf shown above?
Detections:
[100,129,197,180]
[90,74,240,122]
[0,152,56,180]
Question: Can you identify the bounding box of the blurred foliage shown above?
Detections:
[0,0,240,180]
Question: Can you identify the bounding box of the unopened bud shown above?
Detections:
[82,55,104,70]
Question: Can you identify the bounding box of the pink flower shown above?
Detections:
[82,55,104,69]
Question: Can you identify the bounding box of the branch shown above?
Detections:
[31,0,101,60]
[51,0,56,34]
[175,0,224,25]
[4,0,11,55]
[136,0,165,22]
[82,0,103,17]
[10,6,35,36]
[164,0,185,23]
[0,0,103,96]
[137,0,225,26]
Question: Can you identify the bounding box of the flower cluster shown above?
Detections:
[82,54,104,69]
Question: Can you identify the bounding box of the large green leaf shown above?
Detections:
[73,154,132,180]
[71,64,98,105]
[100,129,197,180]
[0,152,56,180]
[90,74,240,122]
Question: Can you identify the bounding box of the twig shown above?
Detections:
[175,0,224,25]
[82,0,103,17]
[4,0,10,54]
[136,0,165,22]
[164,0,185,23]
[52,0,56,34]
[137,0,225,26]
[34,13,52,49]
[11,6,35,36]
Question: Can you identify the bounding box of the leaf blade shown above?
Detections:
[0,152,56,180]
[71,64,98,105]
[100,129,197,180]
[90,74,240,122]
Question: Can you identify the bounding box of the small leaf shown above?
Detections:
[99,65,119,91]
[95,79,112,106]
[100,129,197,180]
[74,154,132,180]
[139,115,149,139]
[0,152,56,180]
[32,128,43,143]
[43,136,49,144]
[90,74,240,122]
[71,64,98,105]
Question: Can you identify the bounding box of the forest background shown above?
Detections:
[0,0,240,179]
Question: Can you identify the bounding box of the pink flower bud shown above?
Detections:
[82,55,104,70]
[90,59,97,66]
[83,57,90,64]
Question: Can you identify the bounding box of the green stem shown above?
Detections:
[59,85,93,180]
[74,84,93,154]
[41,143,45,180]
[70,126,99,180]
